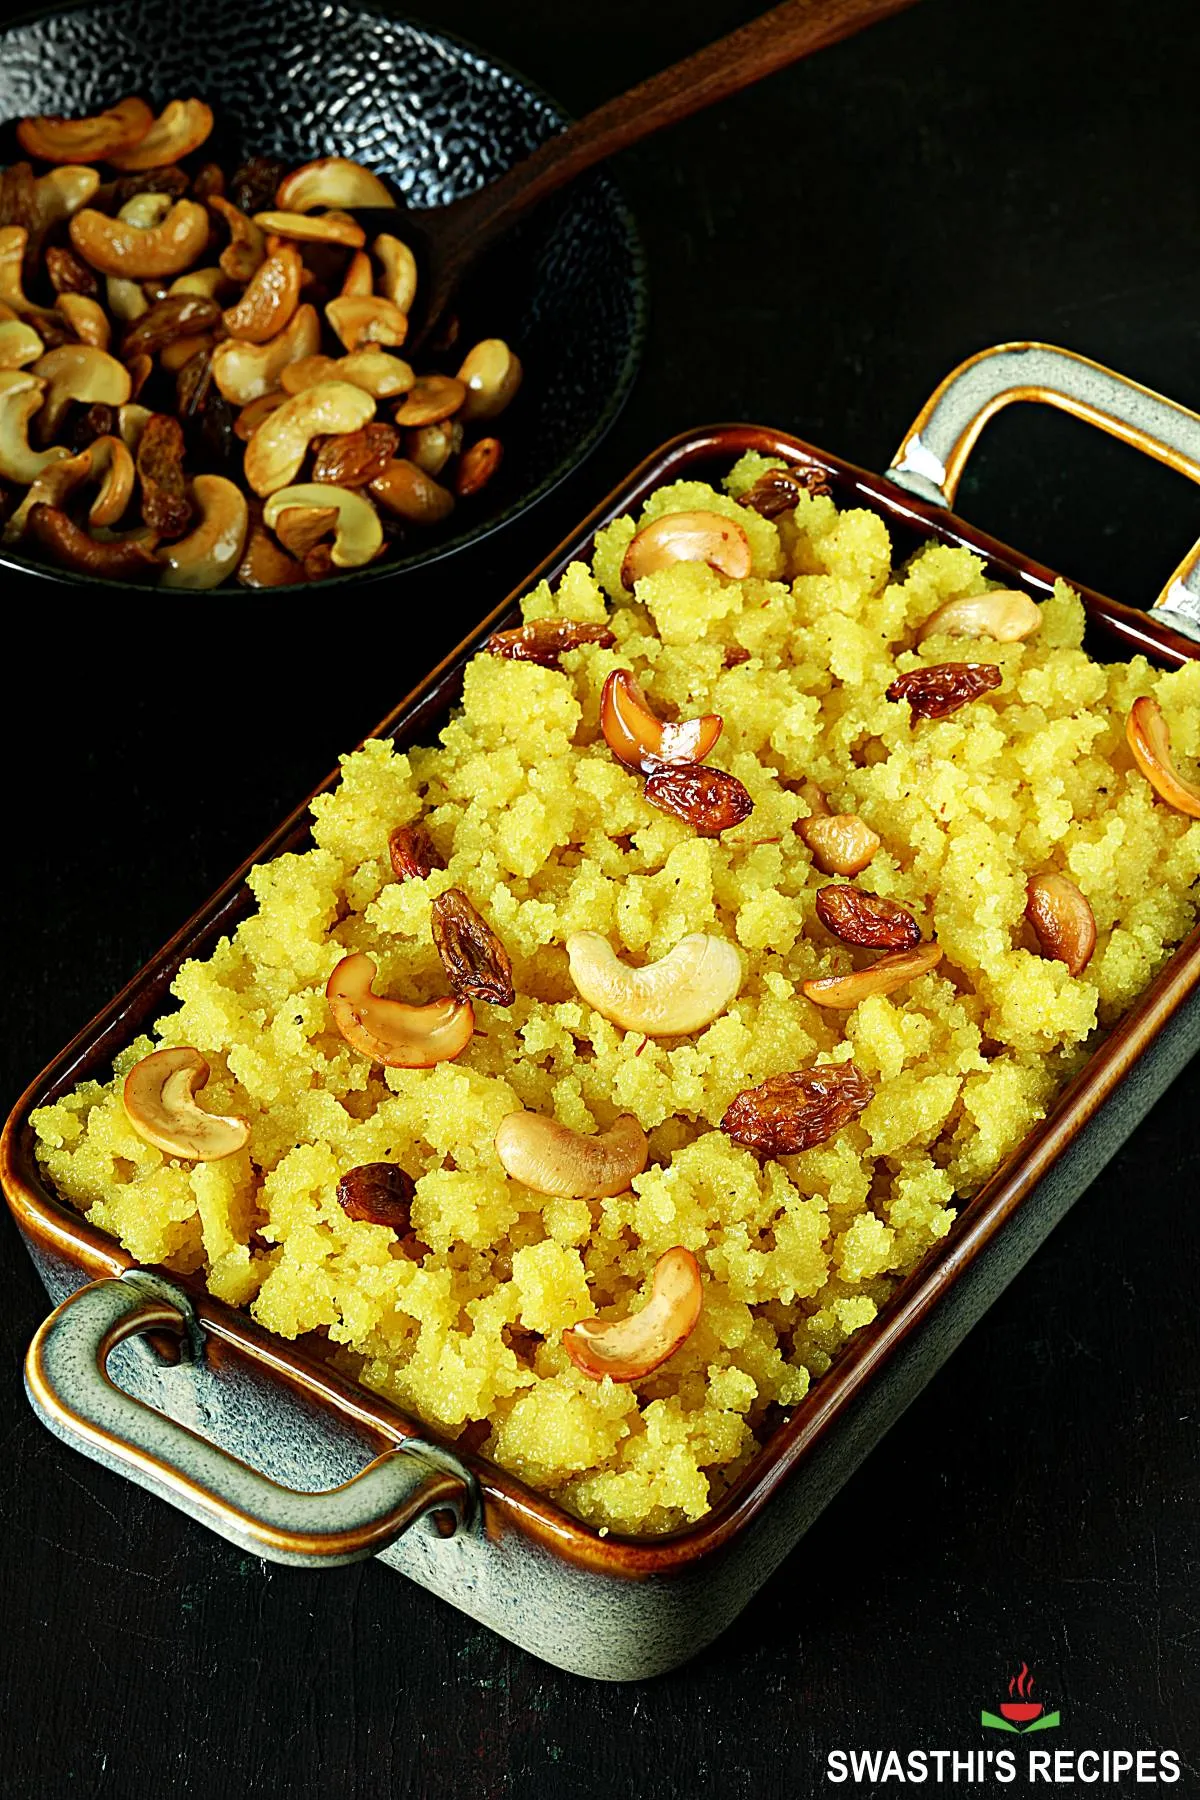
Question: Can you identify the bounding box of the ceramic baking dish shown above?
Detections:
[5,342,1200,1682]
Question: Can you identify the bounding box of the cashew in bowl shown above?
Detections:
[221,243,302,343]
[340,251,374,297]
[281,349,415,400]
[326,295,408,352]
[600,668,723,771]
[244,379,375,495]
[0,320,43,371]
[122,1045,249,1161]
[69,200,210,279]
[393,374,465,428]
[263,483,382,568]
[211,302,321,407]
[275,156,395,212]
[562,1248,703,1382]
[210,195,266,284]
[107,99,214,171]
[457,338,522,423]
[494,1110,648,1199]
[1025,872,1096,976]
[803,939,943,1009]
[56,294,111,349]
[0,228,58,326]
[17,96,153,164]
[374,234,417,312]
[369,458,455,524]
[326,952,474,1067]
[33,344,132,434]
[253,210,366,249]
[0,373,69,484]
[2,446,92,540]
[1126,695,1200,818]
[160,475,249,589]
[918,589,1042,643]
[621,511,752,589]
[567,931,742,1036]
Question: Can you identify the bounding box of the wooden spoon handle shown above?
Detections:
[476,0,920,224]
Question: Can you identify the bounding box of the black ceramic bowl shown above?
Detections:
[0,0,645,589]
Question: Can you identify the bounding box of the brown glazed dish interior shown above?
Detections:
[4,422,1199,1576]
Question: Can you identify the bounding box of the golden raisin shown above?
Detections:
[721,1064,874,1156]
[430,887,514,1006]
[312,423,400,489]
[643,762,753,835]
[136,413,192,539]
[886,662,1002,721]
[815,886,921,949]
[486,619,616,668]
[336,1162,415,1229]
[388,823,445,882]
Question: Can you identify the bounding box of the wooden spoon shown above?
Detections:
[398,0,921,346]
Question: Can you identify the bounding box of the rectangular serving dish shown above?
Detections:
[5,342,1200,1682]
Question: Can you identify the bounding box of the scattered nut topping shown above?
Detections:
[1025,872,1097,976]
[494,1109,648,1199]
[1126,695,1200,818]
[562,1248,703,1383]
[886,661,1003,720]
[917,589,1041,644]
[431,887,515,1007]
[26,502,160,580]
[802,940,944,1009]
[486,618,615,668]
[815,886,921,949]
[326,951,474,1067]
[643,761,754,835]
[621,509,753,589]
[600,668,723,772]
[336,1162,415,1230]
[18,97,154,165]
[388,822,445,882]
[721,1063,875,1156]
[566,930,742,1036]
[737,463,831,516]
[122,1044,249,1161]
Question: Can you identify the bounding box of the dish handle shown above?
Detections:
[24,1270,477,1567]
[886,340,1200,642]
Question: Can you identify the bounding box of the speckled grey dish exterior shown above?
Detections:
[7,352,1200,1681]
[0,0,645,588]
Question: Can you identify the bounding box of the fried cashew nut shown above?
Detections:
[326,952,474,1067]
[621,510,752,589]
[264,483,382,568]
[275,156,395,212]
[1127,695,1200,818]
[567,931,742,1035]
[600,668,722,771]
[918,588,1042,643]
[1025,873,1096,976]
[243,379,375,495]
[159,475,249,589]
[122,1045,250,1161]
[494,1110,648,1199]
[802,940,943,1009]
[562,1248,703,1382]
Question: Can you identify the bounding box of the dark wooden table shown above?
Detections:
[2,2,1198,1794]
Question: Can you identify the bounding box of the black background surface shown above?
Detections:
[1,2,1198,1796]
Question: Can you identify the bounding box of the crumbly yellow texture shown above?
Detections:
[33,458,1200,1535]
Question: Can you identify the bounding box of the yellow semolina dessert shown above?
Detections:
[31,454,1200,1535]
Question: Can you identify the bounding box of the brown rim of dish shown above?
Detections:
[3,420,1199,1577]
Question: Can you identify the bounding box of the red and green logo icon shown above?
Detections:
[981,1664,1061,1734]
